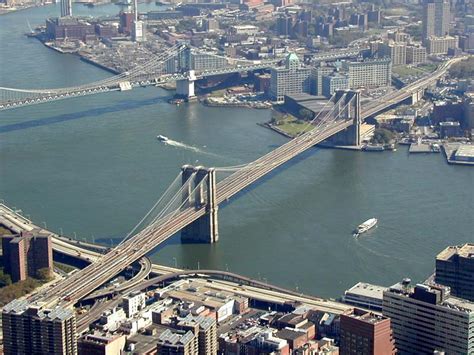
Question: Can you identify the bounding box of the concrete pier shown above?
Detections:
[181,166,219,243]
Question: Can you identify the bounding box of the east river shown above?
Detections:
[0,4,473,299]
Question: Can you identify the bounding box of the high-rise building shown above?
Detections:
[311,64,335,96]
[60,0,72,17]
[425,35,458,54]
[276,15,293,36]
[156,329,198,355]
[379,41,406,66]
[2,232,53,282]
[383,280,474,354]
[340,308,396,355]
[406,45,427,64]
[270,53,311,101]
[3,300,77,355]
[435,244,474,302]
[422,0,450,39]
[177,315,217,355]
[322,73,349,97]
[342,58,392,89]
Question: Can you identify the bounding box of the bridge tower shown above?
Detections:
[330,90,361,147]
[181,165,219,243]
[176,70,197,100]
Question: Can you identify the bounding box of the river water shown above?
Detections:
[0,5,473,298]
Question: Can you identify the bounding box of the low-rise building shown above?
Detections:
[343,282,388,311]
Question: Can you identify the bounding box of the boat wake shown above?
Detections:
[162,138,222,158]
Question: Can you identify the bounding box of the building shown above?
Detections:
[340,308,396,355]
[406,45,427,64]
[147,11,183,21]
[270,53,311,101]
[311,64,335,96]
[383,280,474,354]
[203,18,219,32]
[60,0,72,17]
[119,11,134,34]
[177,314,217,355]
[3,300,77,355]
[1,232,52,282]
[156,329,198,354]
[436,244,474,301]
[229,25,259,36]
[439,121,462,137]
[453,145,474,162]
[276,15,293,36]
[322,73,349,97]
[379,41,406,66]
[342,58,392,89]
[46,17,95,41]
[425,35,458,54]
[122,291,146,318]
[422,0,450,39]
[78,333,126,355]
[343,282,388,311]
[131,20,146,42]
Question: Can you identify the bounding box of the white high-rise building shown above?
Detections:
[270,53,311,101]
[60,0,72,17]
[342,58,392,89]
[422,0,450,39]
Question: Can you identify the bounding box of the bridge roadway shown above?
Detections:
[6,57,466,308]
[36,57,464,307]
[361,56,466,119]
[38,112,354,307]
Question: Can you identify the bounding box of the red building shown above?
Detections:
[2,232,53,282]
[119,11,134,34]
[340,308,396,355]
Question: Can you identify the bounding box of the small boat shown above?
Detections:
[353,218,377,237]
[156,135,169,142]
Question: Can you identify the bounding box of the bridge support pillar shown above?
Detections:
[181,166,219,244]
[410,88,424,105]
[176,70,196,100]
[330,90,361,146]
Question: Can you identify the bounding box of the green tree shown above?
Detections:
[371,128,394,144]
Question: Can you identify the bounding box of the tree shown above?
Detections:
[299,108,314,121]
[36,267,53,282]
[371,128,395,144]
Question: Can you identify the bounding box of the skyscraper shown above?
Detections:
[422,0,450,39]
[60,0,72,17]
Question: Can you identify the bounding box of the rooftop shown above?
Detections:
[343,308,389,324]
[345,282,388,300]
[437,243,474,261]
[455,145,474,158]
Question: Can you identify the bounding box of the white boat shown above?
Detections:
[156,135,169,142]
[353,218,377,237]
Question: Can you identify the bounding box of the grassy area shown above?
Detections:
[392,65,425,78]
[54,262,76,274]
[272,114,314,137]
[418,63,438,73]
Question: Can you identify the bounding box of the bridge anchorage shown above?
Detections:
[181,165,218,243]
